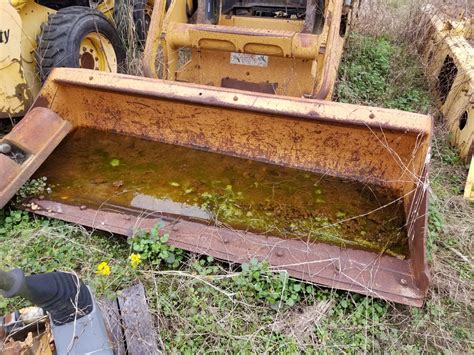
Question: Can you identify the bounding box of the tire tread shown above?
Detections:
[36,6,125,81]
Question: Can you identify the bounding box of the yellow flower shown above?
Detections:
[129,253,141,269]
[96,261,111,276]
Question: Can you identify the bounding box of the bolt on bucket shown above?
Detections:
[0,68,432,306]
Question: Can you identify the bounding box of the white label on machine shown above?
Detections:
[230,53,269,67]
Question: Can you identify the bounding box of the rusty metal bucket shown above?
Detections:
[0,68,432,306]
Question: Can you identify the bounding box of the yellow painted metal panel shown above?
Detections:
[18,1,55,100]
[144,0,352,99]
[465,159,474,200]
[0,1,54,118]
[421,5,474,200]
[0,2,33,118]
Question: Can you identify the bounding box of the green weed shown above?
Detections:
[235,258,314,308]
[336,33,431,113]
[129,224,185,269]
[14,177,50,204]
[191,255,219,276]
[200,184,244,220]
[0,209,31,237]
[427,201,444,261]
[435,139,462,166]
[315,295,388,352]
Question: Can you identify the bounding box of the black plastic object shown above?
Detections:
[0,269,24,298]
[0,269,93,325]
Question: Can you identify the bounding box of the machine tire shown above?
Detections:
[36,6,125,82]
[132,0,150,45]
[35,1,89,10]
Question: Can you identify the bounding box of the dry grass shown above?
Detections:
[353,0,471,38]
[113,0,146,76]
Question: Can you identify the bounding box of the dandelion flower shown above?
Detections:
[96,261,111,276]
[129,253,141,269]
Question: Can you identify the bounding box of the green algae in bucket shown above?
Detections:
[35,128,408,258]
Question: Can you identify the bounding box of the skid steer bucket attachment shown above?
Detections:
[0,68,432,306]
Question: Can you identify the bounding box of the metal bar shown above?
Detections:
[0,108,72,208]
[45,70,432,134]
[29,198,425,306]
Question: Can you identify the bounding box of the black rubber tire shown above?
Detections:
[35,1,89,10]
[132,0,150,45]
[36,6,126,82]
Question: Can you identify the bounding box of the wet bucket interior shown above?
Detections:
[36,127,410,258]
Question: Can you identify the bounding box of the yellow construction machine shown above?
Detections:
[144,0,353,98]
[0,0,433,306]
[0,0,153,119]
[420,5,473,200]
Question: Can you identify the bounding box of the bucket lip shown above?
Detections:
[39,68,433,135]
[26,197,427,307]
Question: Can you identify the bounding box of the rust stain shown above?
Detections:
[34,95,50,108]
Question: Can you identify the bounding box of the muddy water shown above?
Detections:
[35,128,409,257]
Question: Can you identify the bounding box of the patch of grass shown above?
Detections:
[427,201,444,262]
[0,209,393,352]
[2,203,470,352]
[430,125,468,197]
[0,208,133,310]
[334,28,473,354]
[336,33,431,113]
[146,256,392,353]
[235,258,316,308]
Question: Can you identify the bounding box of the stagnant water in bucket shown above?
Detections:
[35,128,409,258]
